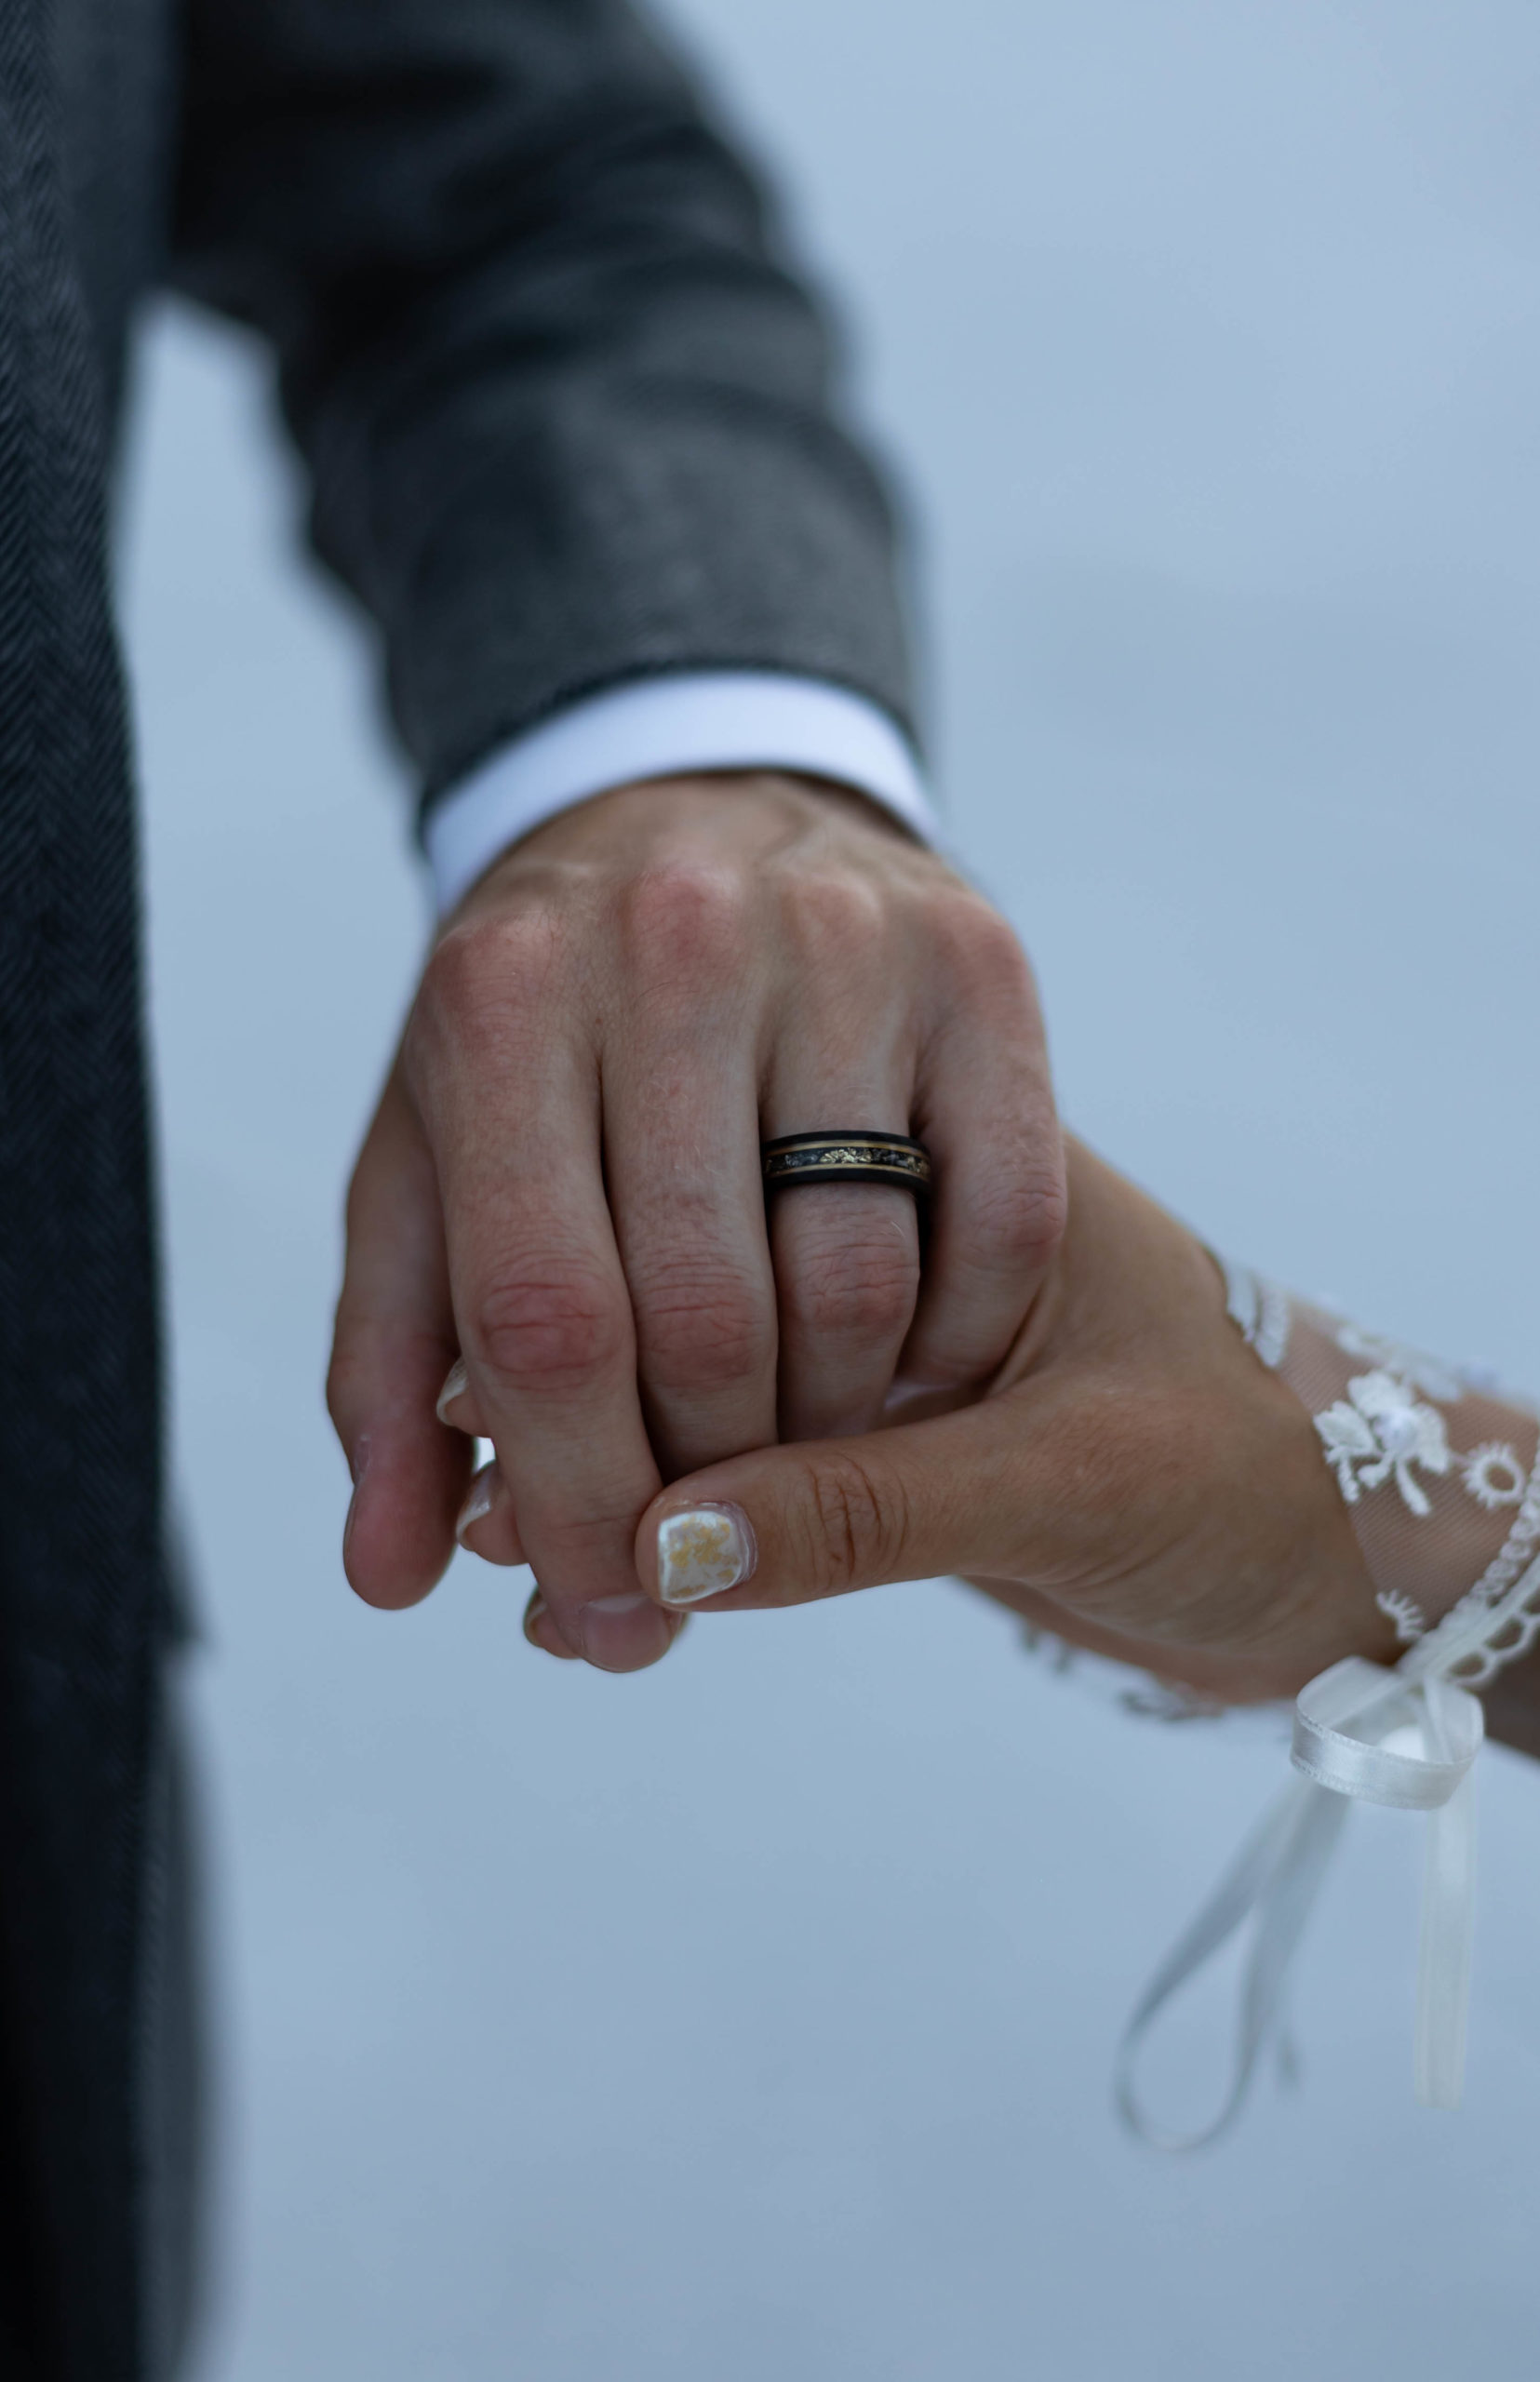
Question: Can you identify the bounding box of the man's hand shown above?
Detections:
[626,1139,1386,1706]
[328,771,1064,1669]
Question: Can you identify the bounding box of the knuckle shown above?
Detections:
[968,1158,1068,1275]
[327,1321,449,1429]
[414,912,568,1057]
[324,1349,357,1436]
[617,863,748,986]
[468,1264,626,1396]
[632,1258,773,1396]
[783,869,889,968]
[783,1220,917,1348]
[932,892,1035,1004]
[796,1450,907,1594]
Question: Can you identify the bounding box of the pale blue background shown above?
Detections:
[119,3,1540,2373]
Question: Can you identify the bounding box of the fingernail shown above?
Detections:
[656,1505,756,1607]
[455,1464,496,1545]
[578,1592,673,1671]
[523,1589,581,1660]
[435,1358,468,1425]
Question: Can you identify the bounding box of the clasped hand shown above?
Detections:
[328,771,1064,1670]
[331,772,1387,1699]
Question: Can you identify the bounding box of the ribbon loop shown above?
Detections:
[1292,1656,1483,1809]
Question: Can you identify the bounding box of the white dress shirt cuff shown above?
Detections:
[422,672,940,915]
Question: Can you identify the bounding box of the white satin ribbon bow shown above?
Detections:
[1117,1653,1483,2149]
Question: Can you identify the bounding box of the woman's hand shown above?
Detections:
[625,1139,1390,1705]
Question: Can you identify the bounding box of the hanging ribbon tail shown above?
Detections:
[1292,1657,1483,2110]
[1115,1774,1350,2151]
[1118,1655,1485,2148]
[1413,1680,1479,2109]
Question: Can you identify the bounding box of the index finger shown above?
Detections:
[408,933,671,1672]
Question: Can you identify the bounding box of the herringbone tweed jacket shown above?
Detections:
[0,4,912,2372]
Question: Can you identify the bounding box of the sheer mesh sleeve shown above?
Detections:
[1222,1262,1540,1691]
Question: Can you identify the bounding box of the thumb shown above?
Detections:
[635,1398,1038,1613]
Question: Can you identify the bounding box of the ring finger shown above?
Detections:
[765,1073,922,1446]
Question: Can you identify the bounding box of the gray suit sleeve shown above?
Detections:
[167,0,918,809]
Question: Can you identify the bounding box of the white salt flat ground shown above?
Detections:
[121,3,1540,2374]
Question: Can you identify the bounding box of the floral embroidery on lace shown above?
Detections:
[1314,1372,1452,1515]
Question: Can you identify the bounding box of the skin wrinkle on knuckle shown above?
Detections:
[639,1308,774,1398]
[468,1265,627,1398]
[327,1323,451,1425]
[783,1224,917,1348]
[797,1449,907,1594]
[956,1161,1069,1278]
[631,1263,774,1397]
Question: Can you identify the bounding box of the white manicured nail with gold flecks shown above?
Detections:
[435,1358,468,1425]
[656,1505,756,1607]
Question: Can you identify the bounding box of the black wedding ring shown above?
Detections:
[761,1131,932,1197]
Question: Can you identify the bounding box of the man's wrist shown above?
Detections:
[421,672,941,915]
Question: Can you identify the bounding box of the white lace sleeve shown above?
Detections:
[1223,1264,1540,1681]
[1119,1266,1540,2149]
